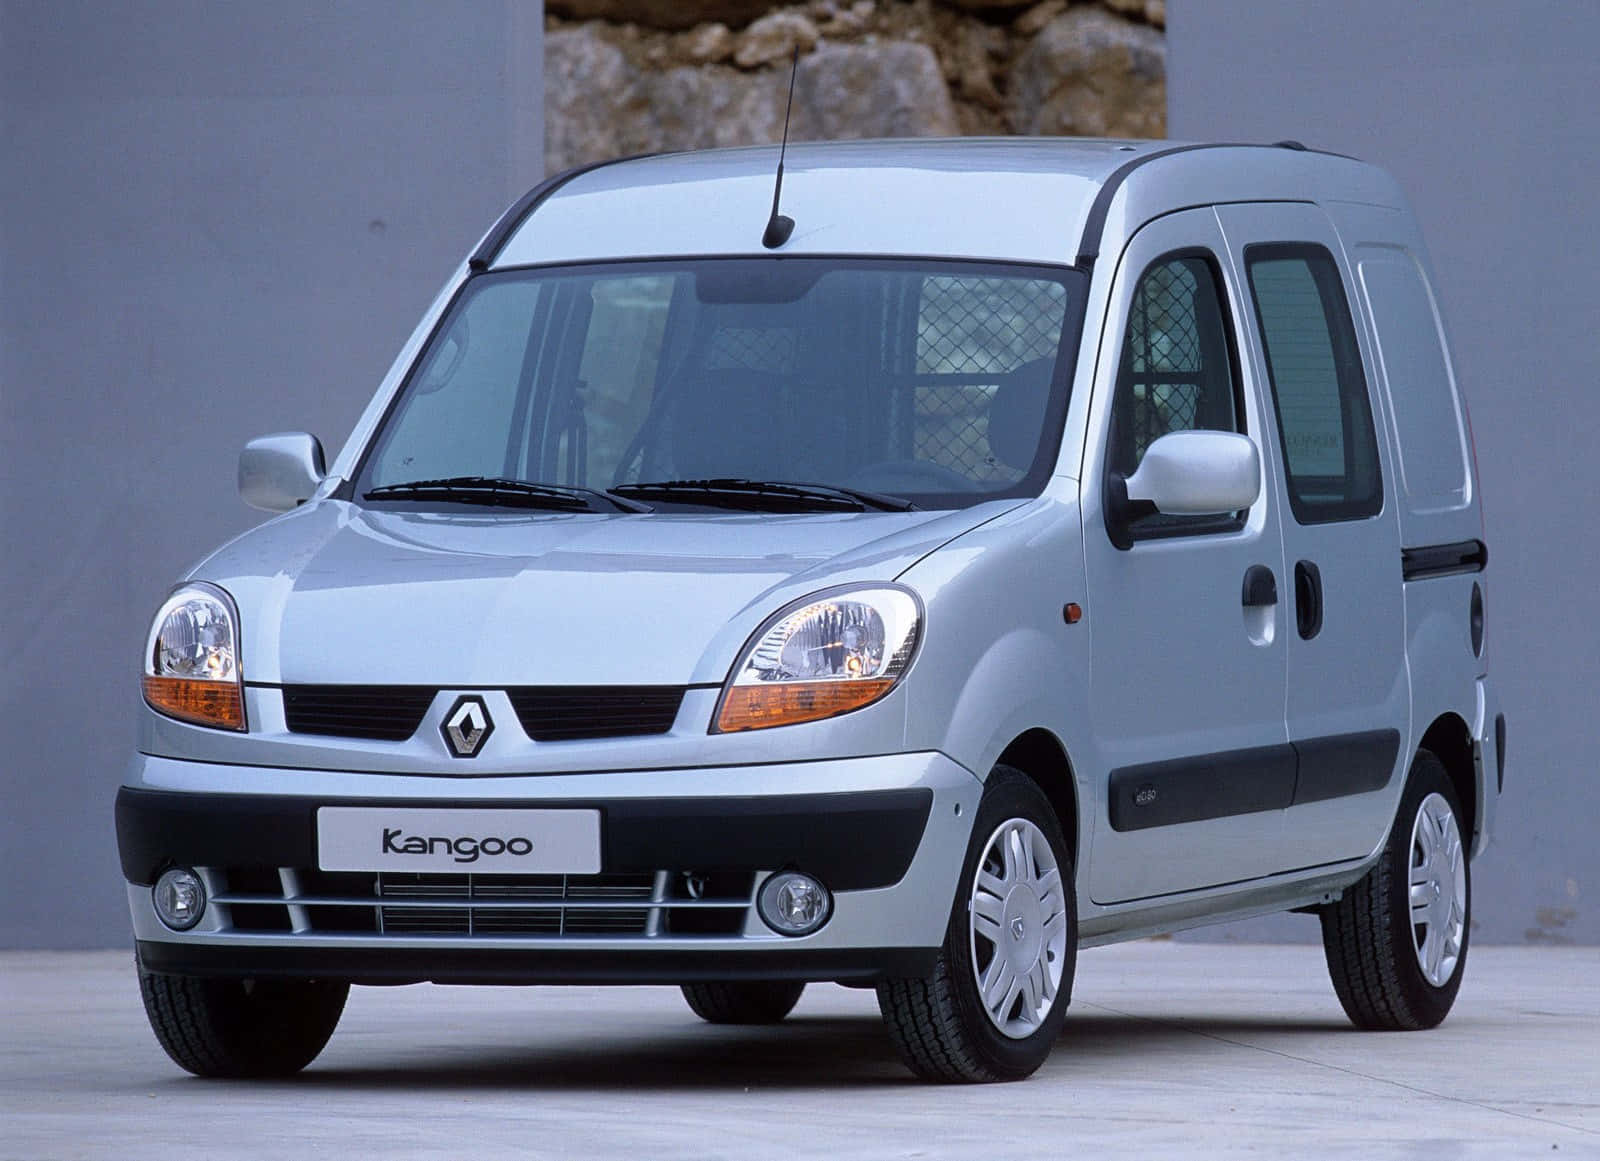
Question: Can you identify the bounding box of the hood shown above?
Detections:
[194,499,1017,686]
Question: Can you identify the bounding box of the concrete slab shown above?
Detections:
[2,943,1595,1160]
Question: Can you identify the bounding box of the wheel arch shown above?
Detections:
[995,728,1081,868]
[1418,712,1476,855]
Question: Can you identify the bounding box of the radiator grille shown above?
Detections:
[507,686,685,741]
[278,685,687,743]
[282,685,435,741]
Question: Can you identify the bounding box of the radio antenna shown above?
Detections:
[761,47,799,249]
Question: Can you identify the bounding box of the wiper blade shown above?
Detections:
[364,476,651,513]
[613,478,915,513]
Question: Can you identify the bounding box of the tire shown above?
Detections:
[680,980,806,1024]
[877,766,1077,1083]
[138,964,349,1077]
[1320,749,1470,1030]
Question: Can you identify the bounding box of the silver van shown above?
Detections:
[118,138,1504,1083]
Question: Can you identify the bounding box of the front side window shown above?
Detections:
[356,259,1085,510]
[1247,245,1382,524]
[1108,252,1244,537]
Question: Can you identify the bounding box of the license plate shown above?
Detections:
[316,808,601,873]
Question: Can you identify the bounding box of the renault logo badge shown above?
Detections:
[441,695,494,758]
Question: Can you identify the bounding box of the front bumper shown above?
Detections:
[120,750,980,984]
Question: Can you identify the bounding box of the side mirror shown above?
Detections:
[238,432,326,512]
[1127,430,1261,514]
[1105,430,1260,550]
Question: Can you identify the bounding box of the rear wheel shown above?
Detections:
[1321,749,1470,1030]
[877,767,1076,1082]
[138,965,348,1077]
[680,980,806,1024]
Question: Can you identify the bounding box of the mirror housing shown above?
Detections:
[238,432,326,512]
[1126,430,1261,515]
[1105,431,1261,550]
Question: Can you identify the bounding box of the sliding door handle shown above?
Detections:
[1295,560,1323,640]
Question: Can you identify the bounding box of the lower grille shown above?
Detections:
[378,872,654,936]
[206,868,753,939]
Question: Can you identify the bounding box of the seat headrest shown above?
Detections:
[665,369,787,479]
[987,357,1056,471]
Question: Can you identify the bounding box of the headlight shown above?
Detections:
[142,583,246,731]
[714,586,921,732]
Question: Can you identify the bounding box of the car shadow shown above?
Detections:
[259,1007,1356,1093]
[295,1014,914,1091]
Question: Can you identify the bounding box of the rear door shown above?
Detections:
[1216,203,1409,866]
[1080,209,1292,905]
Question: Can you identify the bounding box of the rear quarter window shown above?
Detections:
[1355,248,1470,512]
[1246,244,1383,524]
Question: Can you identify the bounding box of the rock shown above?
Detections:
[547,44,790,168]
[546,2,1164,173]
[544,25,634,173]
[819,4,870,36]
[682,21,735,63]
[1015,0,1067,36]
[792,41,959,138]
[635,66,788,153]
[734,11,821,69]
[545,31,961,173]
[546,0,775,31]
[936,0,1032,10]
[947,25,1003,110]
[1010,7,1165,138]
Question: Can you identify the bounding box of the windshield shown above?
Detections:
[355,258,1084,510]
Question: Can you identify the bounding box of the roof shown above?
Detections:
[488,137,1406,270]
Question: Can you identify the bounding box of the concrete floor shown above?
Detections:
[2,943,1596,1160]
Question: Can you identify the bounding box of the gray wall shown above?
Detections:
[6,0,1591,949]
[1169,1,1598,944]
[0,1,543,947]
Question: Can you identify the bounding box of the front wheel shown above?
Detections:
[1320,749,1470,1030]
[680,980,805,1024]
[138,965,348,1077]
[877,767,1077,1082]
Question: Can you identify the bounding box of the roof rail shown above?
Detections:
[468,153,659,272]
[1075,140,1345,267]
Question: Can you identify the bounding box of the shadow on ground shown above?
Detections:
[168,1007,1356,1093]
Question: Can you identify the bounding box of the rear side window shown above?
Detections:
[1356,249,1469,512]
[1246,245,1382,524]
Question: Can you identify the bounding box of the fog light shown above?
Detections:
[757,871,831,936]
[153,867,206,931]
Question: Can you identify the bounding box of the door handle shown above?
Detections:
[1241,564,1278,608]
[1294,560,1323,640]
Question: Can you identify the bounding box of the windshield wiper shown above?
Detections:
[612,478,916,513]
[364,476,652,513]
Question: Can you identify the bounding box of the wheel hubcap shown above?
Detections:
[1409,792,1466,987]
[968,818,1067,1039]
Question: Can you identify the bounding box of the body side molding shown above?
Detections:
[1108,729,1402,832]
